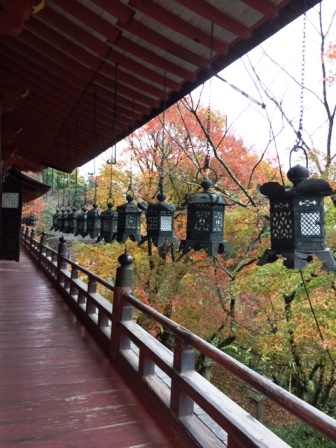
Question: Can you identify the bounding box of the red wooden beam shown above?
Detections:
[242,0,279,19]
[39,8,109,59]
[121,20,209,68]
[51,0,121,44]
[129,0,228,54]
[174,0,251,39]
[24,20,101,71]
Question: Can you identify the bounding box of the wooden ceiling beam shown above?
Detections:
[51,0,122,44]
[2,39,88,89]
[25,20,101,71]
[129,0,228,54]
[40,8,109,58]
[242,0,279,19]
[99,63,162,101]
[174,0,251,39]
[107,52,180,92]
[90,0,134,26]
[120,20,209,68]
[0,51,82,100]
[17,31,94,81]
[116,36,193,81]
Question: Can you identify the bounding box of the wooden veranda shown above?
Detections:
[0,249,187,447]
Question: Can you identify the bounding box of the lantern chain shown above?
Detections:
[290,4,308,169]
[128,100,135,194]
[204,21,214,171]
[108,163,113,204]
[93,92,98,204]
[159,71,167,195]
[74,117,79,207]
[294,4,307,149]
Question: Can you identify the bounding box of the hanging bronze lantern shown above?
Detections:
[75,205,88,237]
[84,203,101,239]
[50,207,60,231]
[115,192,142,243]
[61,206,72,234]
[99,201,118,243]
[67,206,81,235]
[29,215,37,227]
[23,214,37,227]
[62,206,72,234]
[55,206,66,232]
[258,164,336,270]
[139,193,179,248]
[180,178,231,257]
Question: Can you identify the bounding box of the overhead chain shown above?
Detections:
[93,92,98,204]
[294,4,307,148]
[204,21,214,170]
[159,71,167,194]
[128,100,135,193]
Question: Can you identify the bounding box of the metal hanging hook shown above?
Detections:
[289,144,308,169]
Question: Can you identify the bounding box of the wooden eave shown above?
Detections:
[0,0,322,173]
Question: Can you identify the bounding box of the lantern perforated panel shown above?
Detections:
[271,211,293,240]
[194,209,211,231]
[126,214,139,229]
[300,212,322,236]
[213,210,224,232]
[102,221,110,231]
[147,214,159,230]
[160,214,172,231]
[2,193,19,208]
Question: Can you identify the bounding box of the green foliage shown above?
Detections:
[272,423,336,447]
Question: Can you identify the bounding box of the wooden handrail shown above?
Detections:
[121,291,336,442]
[21,233,336,447]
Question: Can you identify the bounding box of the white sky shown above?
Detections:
[81,0,335,178]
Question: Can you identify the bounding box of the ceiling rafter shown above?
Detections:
[173,0,251,39]
[129,0,228,54]
[241,0,279,18]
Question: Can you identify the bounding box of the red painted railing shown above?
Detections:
[22,230,336,448]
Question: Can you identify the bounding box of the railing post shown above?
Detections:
[29,228,35,253]
[110,251,134,359]
[170,336,195,418]
[57,236,68,285]
[87,274,97,315]
[25,226,29,243]
[70,264,79,299]
[39,231,47,265]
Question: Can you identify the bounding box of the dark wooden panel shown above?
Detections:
[0,252,183,447]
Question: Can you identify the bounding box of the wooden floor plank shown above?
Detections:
[0,251,183,448]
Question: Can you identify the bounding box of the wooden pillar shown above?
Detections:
[110,251,134,359]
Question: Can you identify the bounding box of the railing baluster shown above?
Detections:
[98,310,109,328]
[139,352,155,376]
